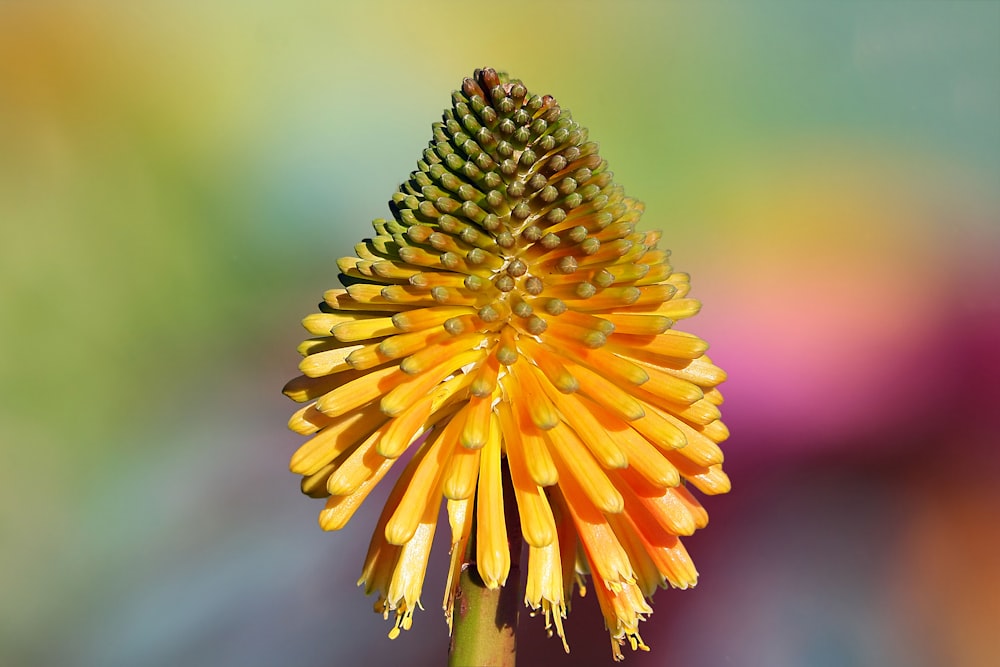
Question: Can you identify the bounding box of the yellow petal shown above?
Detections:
[409,270,473,288]
[551,309,616,336]
[545,421,624,514]
[700,419,730,443]
[325,288,414,312]
[600,313,672,335]
[443,496,474,632]
[629,403,687,450]
[459,394,493,449]
[475,412,510,588]
[664,272,692,297]
[326,429,387,496]
[651,397,721,426]
[332,316,399,342]
[379,284,438,306]
[607,512,665,598]
[703,386,725,404]
[300,460,337,498]
[371,259,421,280]
[297,336,354,357]
[289,402,387,476]
[429,372,476,413]
[316,365,408,417]
[539,388,628,470]
[633,297,701,321]
[540,314,610,349]
[562,395,681,488]
[561,359,645,422]
[524,543,569,652]
[614,468,697,536]
[660,414,725,466]
[666,455,732,495]
[632,360,704,405]
[345,342,397,370]
[657,355,727,389]
[400,332,485,375]
[672,483,709,529]
[385,494,440,638]
[627,284,677,309]
[282,373,344,403]
[608,330,708,361]
[298,344,363,378]
[378,325,450,359]
[391,305,476,332]
[375,393,435,459]
[613,489,701,589]
[515,338,578,393]
[549,481,633,590]
[469,352,501,398]
[506,426,557,548]
[288,402,332,436]
[589,572,652,661]
[495,325,519,366]
[555,341,649,386]
[509,360,560,430]
[441,413,482,499]
[498,396,557,487]
[318,454,395,530]
[301,311,379,336]
[380,348,486,417]
[550,286,642,312]
[383,428,450,545]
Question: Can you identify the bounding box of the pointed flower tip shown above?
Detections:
[282,66,730,660]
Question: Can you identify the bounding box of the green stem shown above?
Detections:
[448,460,522,667]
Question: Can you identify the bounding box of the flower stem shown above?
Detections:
[448,460,522,667]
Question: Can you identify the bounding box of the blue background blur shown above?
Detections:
[2,2,998,666]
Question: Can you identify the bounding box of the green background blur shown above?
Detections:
[2,2,998,666]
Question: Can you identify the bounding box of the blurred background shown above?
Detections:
[2,1,998,666]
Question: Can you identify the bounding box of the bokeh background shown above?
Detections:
[2,1,998,666]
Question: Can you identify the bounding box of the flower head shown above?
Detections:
[283,67,730,660]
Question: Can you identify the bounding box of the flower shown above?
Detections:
[283,67,730,661]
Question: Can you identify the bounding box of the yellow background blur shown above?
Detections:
[2,2,998,666]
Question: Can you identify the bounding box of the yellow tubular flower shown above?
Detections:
[282,67,731,659]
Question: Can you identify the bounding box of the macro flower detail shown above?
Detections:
[283,67,730,661]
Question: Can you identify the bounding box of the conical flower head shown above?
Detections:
[283,67,730,660]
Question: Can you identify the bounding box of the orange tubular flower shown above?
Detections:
[283,67,730,661]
